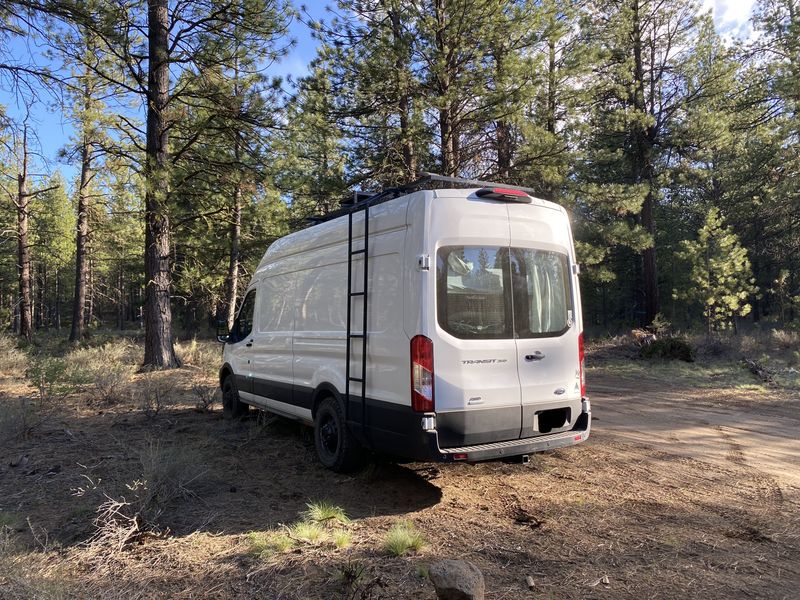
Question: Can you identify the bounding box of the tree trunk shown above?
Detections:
[69,138,91,342]
[390,8,416,180]
[117,270,125,330]
[54,268,61,329]
[494,49,512,180]
[143,0,179,368]
[224,182,242,330]
[631,0,659,326]
[435,0,457,176]
[35,262,44,329]
[546,39,557,135]
[641,187,659,324]
[17,126,32,341]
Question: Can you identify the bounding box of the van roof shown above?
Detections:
[257,184,568,274]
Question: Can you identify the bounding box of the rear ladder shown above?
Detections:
[345,206,369,432]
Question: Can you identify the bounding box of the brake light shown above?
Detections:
[578,332,586,397]
[411,335,434,412]
[475,187,532,203]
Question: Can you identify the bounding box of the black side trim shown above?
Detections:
[234,374,251,395]
[252,377,297,407]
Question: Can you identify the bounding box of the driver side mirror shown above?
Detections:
[216,319,230,344]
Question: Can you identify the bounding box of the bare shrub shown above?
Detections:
[771,329,799,351]
[191,382,218,412]
[693,335,729,359]
[738,334,762,356]
[135,373,177,419]
[0,397,42,442]
[137,438,206,515]
[88,439,207,552]
[0,335,27,377]
[91,363,134,404]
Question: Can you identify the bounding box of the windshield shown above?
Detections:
[437,246,572,340]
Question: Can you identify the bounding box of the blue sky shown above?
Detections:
[0,0,756,188]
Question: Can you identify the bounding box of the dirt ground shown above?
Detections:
[1,350,799,599]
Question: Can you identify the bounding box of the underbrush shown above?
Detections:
[0,334,28,376]
[175,338,221,372]
[639,336,694,362]
[62,341,138,402]
[589,326,800,391]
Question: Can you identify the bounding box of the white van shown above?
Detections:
[219,174,590,471]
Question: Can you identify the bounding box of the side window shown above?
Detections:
[232,289,256,342]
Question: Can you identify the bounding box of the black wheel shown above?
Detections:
[314,397,363,472]
[222,376,250,420]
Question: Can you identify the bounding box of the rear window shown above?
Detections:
[437,246,572,340]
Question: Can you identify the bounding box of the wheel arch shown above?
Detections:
[219,363,234,389]
[311,382,344,418]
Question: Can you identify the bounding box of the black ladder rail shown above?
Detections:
[345,206,370,433]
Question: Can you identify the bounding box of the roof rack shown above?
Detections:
[308,173,538,224]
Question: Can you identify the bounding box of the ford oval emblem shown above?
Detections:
[554,387,566,395]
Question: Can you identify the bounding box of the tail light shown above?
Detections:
[578,332,586,397]
[411,335,434,412]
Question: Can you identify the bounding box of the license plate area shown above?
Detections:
[534,407,571,434]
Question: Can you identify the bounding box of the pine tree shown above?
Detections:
[275,61,349,219]
[581,0,713,326]
[675,207,757,333]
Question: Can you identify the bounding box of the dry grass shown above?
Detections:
[175,338,221,373]
[302,500,351,526]
[0,334,28,376]
[247,531,294,557]
[288,521,328,544]
[383,521,425,556]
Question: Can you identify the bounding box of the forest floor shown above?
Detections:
[1,334,799,599]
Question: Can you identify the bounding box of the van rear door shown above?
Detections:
[429,195,521,447]
[508,204,582,437]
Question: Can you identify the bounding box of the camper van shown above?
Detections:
[218,174,590,471]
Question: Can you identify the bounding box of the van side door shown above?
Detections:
[228,288,257,399]
[250,274,298,414]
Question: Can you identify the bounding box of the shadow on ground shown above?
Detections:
[0,401,442,547]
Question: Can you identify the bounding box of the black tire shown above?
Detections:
[222,376,250,420]
[314,396,363,472]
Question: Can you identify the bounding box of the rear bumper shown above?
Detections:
[425,398,591,462]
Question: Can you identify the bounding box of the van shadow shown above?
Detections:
[2,404,443,546]
[173,413,444,536]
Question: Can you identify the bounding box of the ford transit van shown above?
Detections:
[219,174,590,471]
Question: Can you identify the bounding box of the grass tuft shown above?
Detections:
[383,521,425,556]
[247,531,294,558]
[332,530,352,549]
[303,500,350,526]
[289,521,328,543]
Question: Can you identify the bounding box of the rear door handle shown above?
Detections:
[525,352,545,361]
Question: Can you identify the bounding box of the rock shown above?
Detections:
[428,559,485,600]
